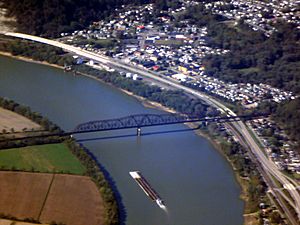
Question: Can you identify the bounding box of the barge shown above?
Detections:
[129,171,165,209]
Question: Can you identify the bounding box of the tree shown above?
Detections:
[270,211,282,224]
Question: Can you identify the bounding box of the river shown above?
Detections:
[0,55,244,225]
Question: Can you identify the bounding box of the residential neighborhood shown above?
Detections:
[63,1,297,106]
[206,0,300,36]
[248,118,300,174]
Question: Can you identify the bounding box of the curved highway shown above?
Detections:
[4,32,300,223]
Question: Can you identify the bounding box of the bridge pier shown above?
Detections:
[137,127,142,136]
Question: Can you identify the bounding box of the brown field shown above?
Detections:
[244,213,260,225]
[0,172,104,225]
[0,172,53,219]
[0,219,47,225]
[40,174,104,225]
[0,108,41,132]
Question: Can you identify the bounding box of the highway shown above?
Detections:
[4,32,300,223]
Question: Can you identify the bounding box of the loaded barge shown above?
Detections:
[129,171,165,209]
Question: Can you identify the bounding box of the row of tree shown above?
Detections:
[206,123,267,213]
[75,64,219,117]
[66,140,120,225]
[0,97,64,149]
[0,97,61,133]
[0,37,73,66]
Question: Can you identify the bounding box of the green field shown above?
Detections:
[0,143,86,174]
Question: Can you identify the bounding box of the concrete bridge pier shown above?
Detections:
[137,127,142,136]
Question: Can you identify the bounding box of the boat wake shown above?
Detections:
[161,205,168,213]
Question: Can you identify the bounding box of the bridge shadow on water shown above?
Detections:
[76,126,200,142]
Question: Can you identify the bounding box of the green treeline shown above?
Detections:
[0,37,73,66]
[66,140,119,225]
[0,97,64,149]
[75,65,218,117]
[218,135,266,213]
[0,97,60,132]
[1,0,151,37]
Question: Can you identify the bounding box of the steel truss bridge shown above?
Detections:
[0,113,267,142]
[73,113,266,136]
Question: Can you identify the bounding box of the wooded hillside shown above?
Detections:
[1,0,150,37]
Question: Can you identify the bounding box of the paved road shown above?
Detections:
[227,122,299,225]
[5,32,300,223]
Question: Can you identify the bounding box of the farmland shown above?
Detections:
[0,219,47,225]
[0,172,53,220]
[40,174,104,225]
[0,107,40,132]
[0,143,86,174]
[0,171,104,225]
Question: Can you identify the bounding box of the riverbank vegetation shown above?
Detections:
[65,140,120,225]
[0,99,120,225]
[0,97,60,133]
[205,125,267,212]
[0,96,64,149]
[0,35,73,66]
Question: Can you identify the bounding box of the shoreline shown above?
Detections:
[0,51,63,69]
[0,52,253,223]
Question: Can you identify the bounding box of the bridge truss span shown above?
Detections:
[73,113,263,134]
[74,113,196,133]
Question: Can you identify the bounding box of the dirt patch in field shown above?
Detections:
[0,220,11,225]
[244,212,259,225]
[40,174,104,225]
[0,108,41,133]
[0,171,52,220]
[0,172,104,225]
[0,219,48,225]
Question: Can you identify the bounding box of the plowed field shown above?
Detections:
[0,171,104,225]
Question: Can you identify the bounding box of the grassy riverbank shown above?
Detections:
[0,143,86,174]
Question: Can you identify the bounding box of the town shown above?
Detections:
[62,1,297,106]
[58,0,300,177]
